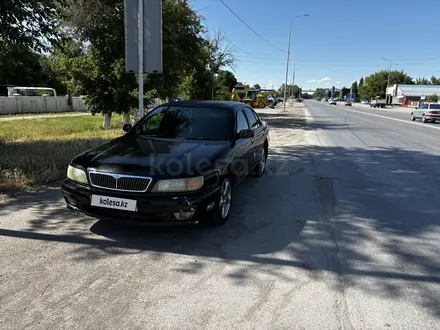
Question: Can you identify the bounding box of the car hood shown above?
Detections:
[72,135,230,179]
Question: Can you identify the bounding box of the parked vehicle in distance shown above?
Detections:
[370,99,386,108]
[411,103,440,123]
[344,101,352,106]
[329,99,337,105]
[295,98,303,102]
[61,101,270,226]
[361,100,369,104]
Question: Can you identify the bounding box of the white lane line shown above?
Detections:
[392,132,401,136]
[428,144,440,152]
[340,107,440,131]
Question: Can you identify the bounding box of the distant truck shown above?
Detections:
[370,98,386,108]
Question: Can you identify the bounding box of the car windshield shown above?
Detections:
[430,104,440,109]
[136,105,232,141]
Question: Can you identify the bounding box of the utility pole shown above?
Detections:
[290,61,295,100]
[283,21,292,112]
[382,58,392,104]
[290,58,302,99]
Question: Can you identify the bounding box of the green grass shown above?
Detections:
[0,114,124,190]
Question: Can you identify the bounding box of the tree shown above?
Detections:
[331,86,335,97]
[431,76,440,85]
[211,70,237,100]
[416,77,430,85]
[216,70,237,92]
[61,0,216,128]
[358,70,414,101]
[351,81,358,93]
[253,84,261,90]
[205,31,235,99]
[428,95,439,103]
[359,77,364,88]
[278,84,300,98]
[313,88,325,99]
[0,0,62,53]
[0,43,66,94]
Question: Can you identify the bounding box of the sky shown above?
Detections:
[192,0,440,90]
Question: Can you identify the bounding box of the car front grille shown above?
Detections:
[88,171,152,192]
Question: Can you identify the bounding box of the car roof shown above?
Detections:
[160,100,244,111]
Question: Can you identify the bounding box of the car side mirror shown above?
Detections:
[415,107,418,109]
[239,129,255,139]
[123,123,132,132]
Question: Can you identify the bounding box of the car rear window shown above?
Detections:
[430,104,440,109]
[137,105,232,141]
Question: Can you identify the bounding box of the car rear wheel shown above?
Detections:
[422,115,427,123]
[206,177,233,226]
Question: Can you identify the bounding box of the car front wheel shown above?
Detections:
[253,147,267,177]
[411,113,416,121]
[206,177,233,226]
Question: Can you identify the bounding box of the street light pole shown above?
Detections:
[283,21,292,112]
[382,58,392,105]
[291,58,302,99]
[283,14,309,112]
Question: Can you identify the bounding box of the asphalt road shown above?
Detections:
[1,102,440,329]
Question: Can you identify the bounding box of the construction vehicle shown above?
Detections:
[239,89,278,108]
[231,85,246,102]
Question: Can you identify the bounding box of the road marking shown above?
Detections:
[335,107,440,132]
[428,144,440,152]
[392,132,401,136]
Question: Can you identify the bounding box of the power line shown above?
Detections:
[203,22,267,60]
[218,0,286,53]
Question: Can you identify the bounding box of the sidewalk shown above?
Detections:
[0,112,90,121]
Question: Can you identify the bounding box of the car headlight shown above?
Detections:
[67,165,88,184]
[152,176,204,192]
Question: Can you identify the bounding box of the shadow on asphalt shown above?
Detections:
[1,109,440,318]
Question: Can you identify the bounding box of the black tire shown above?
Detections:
[411,113,416,121]
[422,115,427,123]
[206,177,233,226]
[432,119,436,123]
[253,145,268,177]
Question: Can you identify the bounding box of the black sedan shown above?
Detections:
[61,101,270,226]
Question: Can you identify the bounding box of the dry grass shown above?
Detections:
[0,114,124,190]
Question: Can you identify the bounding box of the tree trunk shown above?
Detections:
[132,110,140,124]
[103,113,112,130]
[122,112,130,125]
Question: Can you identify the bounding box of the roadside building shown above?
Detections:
[387,84,440,107]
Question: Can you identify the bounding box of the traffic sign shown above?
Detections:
[124,0,163,73]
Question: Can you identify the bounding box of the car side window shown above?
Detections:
[236,110,250,134]
[243,107,261,129]
[422,104,429,110]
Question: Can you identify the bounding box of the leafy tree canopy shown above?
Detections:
[0,0,63,52]
[358,70,414,100]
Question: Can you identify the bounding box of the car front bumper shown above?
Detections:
[61,179,220,226]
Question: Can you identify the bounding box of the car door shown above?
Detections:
[231,109,253,182]
[243,106,266,171]
[416,104,428,118]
